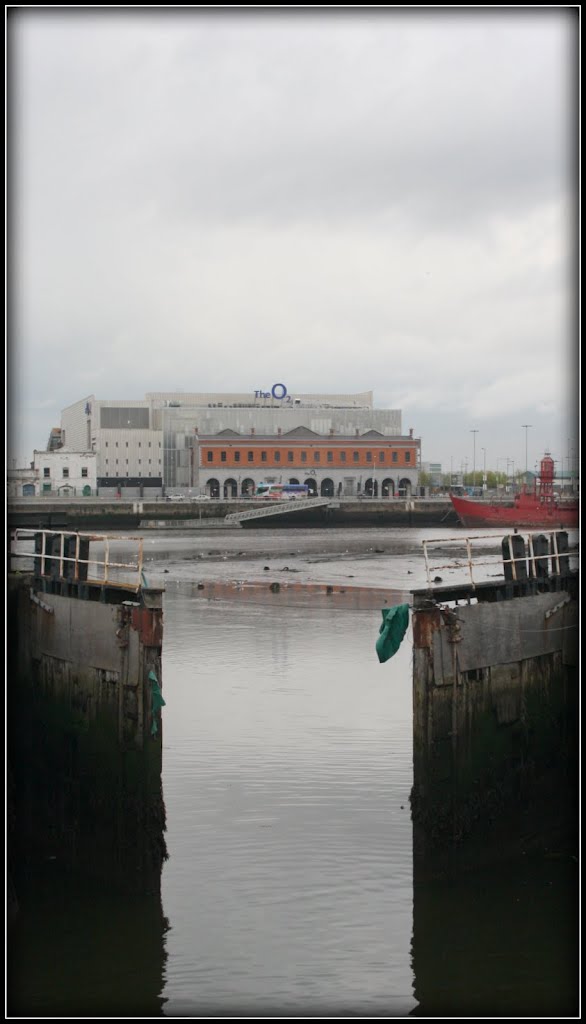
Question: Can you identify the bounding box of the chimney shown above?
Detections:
[277,427,282,435]
[355,428,360,436]
[409,428,413,438]
[250,427,255,435]
[329,428,335,435]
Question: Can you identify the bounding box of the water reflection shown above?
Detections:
[8,865,169,1017]
[410,856,578,1017]
[160,586,415,1016]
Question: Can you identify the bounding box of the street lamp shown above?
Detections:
[471,429,478,489]
[522,425,532,482]
[496,457,508,490]
[481,447,486,490]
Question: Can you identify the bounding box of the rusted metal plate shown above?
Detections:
[412,606,441,649]
[131,607,163,647]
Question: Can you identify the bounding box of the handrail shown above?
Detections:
[422,530,576,589]
[10,529,144,589]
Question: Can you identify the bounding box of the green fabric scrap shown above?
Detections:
[376,604,409,663]
[149,670,166,736]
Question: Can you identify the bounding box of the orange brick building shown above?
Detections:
[196,426,420,498]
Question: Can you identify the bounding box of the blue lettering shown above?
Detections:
[254,385,288,399]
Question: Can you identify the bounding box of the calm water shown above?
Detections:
[8,528,578,1017]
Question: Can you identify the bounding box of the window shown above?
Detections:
[235,451,241,463]
[340,451,346,463]
[43,483,51,493]
[353,452,359,462]
[392,451,398,462]
[288,451,294,462]
[43,467,50,478]
[261,451,267,462]
[275,452,281,462]
[405,452,411,463]
[138,442,141,448]
[314,451,320,462]
[207,451,213,462]
[126,442,129,447]
[105,442,109,448]
[115,442,119,447]
[327,451,333,462]
[366,452,372,462]
[81,467,89,478]
[62,467,69,478]
[149,442,152,448]
[301,451,307,462]
[221,451,227,462]
[379,452,385,462]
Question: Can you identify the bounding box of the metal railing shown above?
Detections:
[422,530,577,589]
[10,529,145,589]
[225,496,331,523]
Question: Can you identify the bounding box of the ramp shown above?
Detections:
[225,497,332,524]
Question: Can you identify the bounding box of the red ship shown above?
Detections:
[450,454,579,529]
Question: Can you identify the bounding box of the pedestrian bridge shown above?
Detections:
[225,497,334,524]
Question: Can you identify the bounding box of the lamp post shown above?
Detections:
[481,447,486,491]
[471,429,478,490]
[522,424,532,483]
[496,457,508,491]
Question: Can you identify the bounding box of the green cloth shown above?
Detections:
[149,670,166,735]
[376,604,409,663]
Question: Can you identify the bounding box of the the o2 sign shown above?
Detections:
[254,383,289,400]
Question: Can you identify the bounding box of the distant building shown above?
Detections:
[46,426,64,451]
[421,462,443,486]
[60,388,421,498]
[7,465,37,498]
[33,449,97,496]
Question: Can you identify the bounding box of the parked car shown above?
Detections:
[166,493,186,502]
[191,494,211,501]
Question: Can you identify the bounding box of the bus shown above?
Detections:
[255,483,310,500]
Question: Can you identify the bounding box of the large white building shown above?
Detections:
[59,387,420,498]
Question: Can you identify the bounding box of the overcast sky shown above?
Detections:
[8,9,579,478]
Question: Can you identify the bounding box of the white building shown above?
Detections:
[59,387,419,498]
[7,465,37,498]
[33,449,97,496]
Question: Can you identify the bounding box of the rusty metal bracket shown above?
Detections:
[29,589,54,614]
[440,605,463,643]
[544,595,572,620]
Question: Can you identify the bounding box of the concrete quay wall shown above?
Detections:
[410,584,578,874]
[8,497,459,530]
[8,573,167,895]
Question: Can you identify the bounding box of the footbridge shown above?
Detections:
[225,497,334,524]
